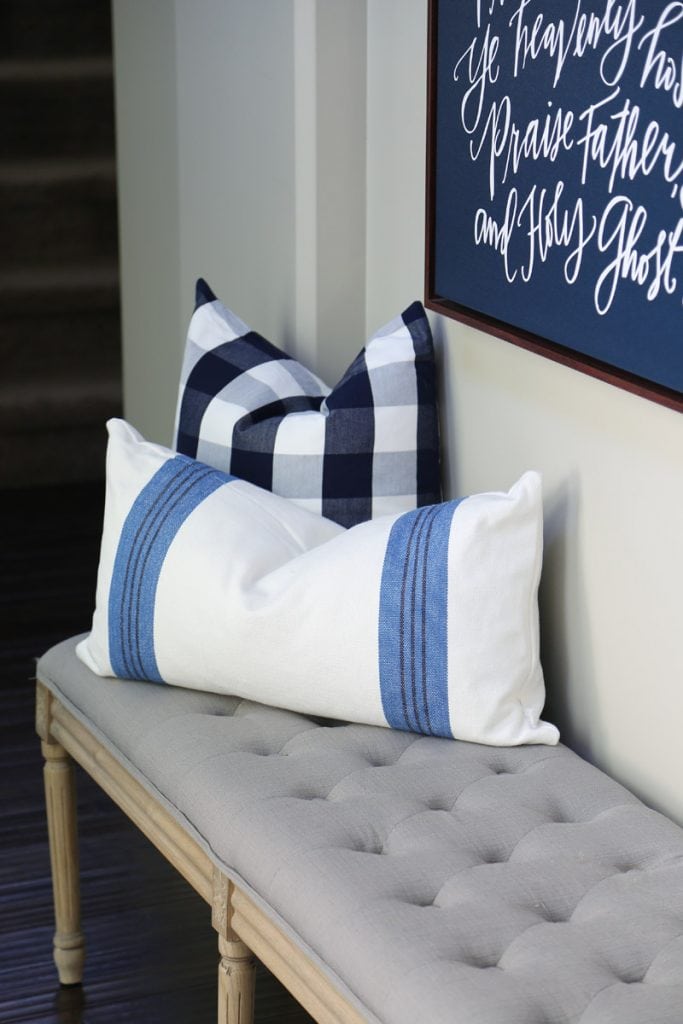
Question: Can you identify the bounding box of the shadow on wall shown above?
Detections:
[540,473,600,762]
[427,324,603,768]
[430,313,459,502]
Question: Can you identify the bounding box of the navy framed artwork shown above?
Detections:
[425,0,683,412]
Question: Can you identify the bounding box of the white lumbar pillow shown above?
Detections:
[78,419,559,746]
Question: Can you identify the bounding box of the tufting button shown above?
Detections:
[617,974,647,986]
[614,963,648,985]
[538,908,566,923]
[409,896,436,907]
[347,839,383,855]
[479,851,506,865]
[427,800,452,812]
[461,954,500,969]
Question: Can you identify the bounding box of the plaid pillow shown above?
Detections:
[174,279,441,527]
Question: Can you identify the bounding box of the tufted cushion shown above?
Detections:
[39,637,683,1024]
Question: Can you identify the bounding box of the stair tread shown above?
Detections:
[0,56,113,82]
[0,265,119,295]
[0,157,116,186]
[1,375,120,402]
[0,1,112,65]
[0,1,121,488]
[0,375,121,431]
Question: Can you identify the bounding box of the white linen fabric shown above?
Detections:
[77,419,558,746]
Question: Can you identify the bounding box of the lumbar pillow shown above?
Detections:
[77,419,558,747]
[173,278,441,527]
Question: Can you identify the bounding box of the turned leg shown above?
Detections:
[213,870,255,1024]
[217,934,256,1024]
[42,738,85,985]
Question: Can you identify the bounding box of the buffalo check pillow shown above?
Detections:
[173,279,441,527]
[77,419,559,747]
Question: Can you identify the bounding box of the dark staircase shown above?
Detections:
[0,0,122,487]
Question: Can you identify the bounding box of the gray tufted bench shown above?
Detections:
[37,636,683,1023]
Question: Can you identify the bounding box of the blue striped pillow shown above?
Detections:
[78,420,558,747]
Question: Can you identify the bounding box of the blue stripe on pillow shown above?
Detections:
[108,456,233,681]
[378,500,462,737]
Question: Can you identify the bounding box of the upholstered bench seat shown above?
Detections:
[37,636,683,1023]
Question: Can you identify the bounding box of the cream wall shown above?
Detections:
[113,0,366,444]
[112,0,181,446]
[113,1,683,822]
[113,0,299,445]
[366,0,683,822]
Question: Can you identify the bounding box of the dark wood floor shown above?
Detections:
[0,483,313,1023]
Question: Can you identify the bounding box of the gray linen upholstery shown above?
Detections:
[37,637,683,1024]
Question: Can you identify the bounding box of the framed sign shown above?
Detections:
[425,0,683,412]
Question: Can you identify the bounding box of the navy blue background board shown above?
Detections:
[426,0,683,409]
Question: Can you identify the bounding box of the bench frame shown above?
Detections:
[36,680,366,1024]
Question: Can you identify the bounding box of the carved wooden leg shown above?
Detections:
[217,935,256,1024]
[42,738,85,985]
[213,870,255,1024]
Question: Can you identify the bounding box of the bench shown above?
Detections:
[37,636,683,1024]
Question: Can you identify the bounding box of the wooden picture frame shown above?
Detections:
[425,0,683,413]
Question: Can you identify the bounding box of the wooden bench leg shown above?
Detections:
[217,935,256,1024]
[213,870,255,1024]
[42,737,85,985]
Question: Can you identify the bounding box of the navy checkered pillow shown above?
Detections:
[174,279,441,527]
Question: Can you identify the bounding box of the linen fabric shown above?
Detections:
[173,278,441,527]
[41,635,683,1024]
[78,419,558,745]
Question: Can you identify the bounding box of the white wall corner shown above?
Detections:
[293,0,319,371]
[365,0,429,334]
[112,0,182,445]
[173,0,297,370]
[294,0,368,383]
